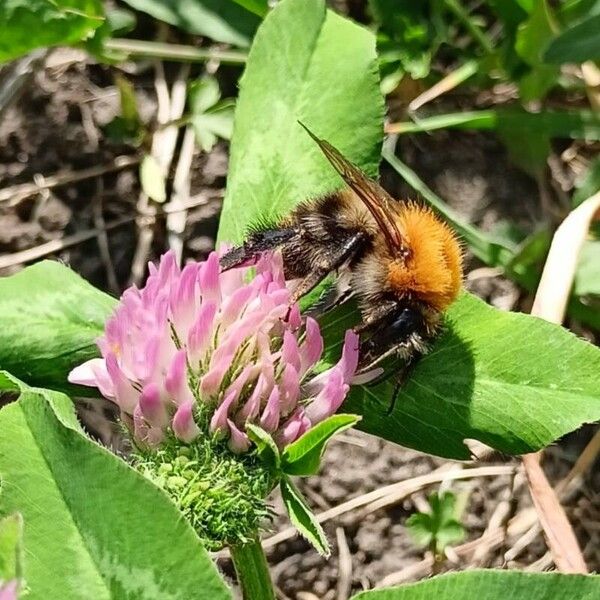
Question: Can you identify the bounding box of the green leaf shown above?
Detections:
[515,0,557,64]
[0,262,115,394]
[0,0,104,63]
[231,0,269,18]
[105,7,137,35]
[319,291,600,460]
[280,476,329,556]
[189,77,235,153]
[246,423,281,471]
[0,514,23,583]
[119,0,261,47]
[436,519,465,549]
[544,13,600,63]
[217,0,383,244]
[0,375,232,598]
[351,570,600,599]
[192,103,235,152]
[140,154,167,203]
[281,414,360,476]
[189,76,221,114]
[405,513,433,547]
[514,0,560,100]
[574,240,600,297]
[406,492,465,552]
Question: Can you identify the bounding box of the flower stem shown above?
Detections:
[230,536,275,600]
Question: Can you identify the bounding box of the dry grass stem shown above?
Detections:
[0,155,140,205]
[335,527,352,600]
[0,216,134,270]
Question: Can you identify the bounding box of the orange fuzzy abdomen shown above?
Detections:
[387,204,462,311]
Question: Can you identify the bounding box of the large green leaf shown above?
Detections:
[544,13,600,63]
[319,292,600,460]
[0,373,231,599]
[119,0,260,47]
[0,261,116,393]
[217,0,383,244]
[0,0,104,63]
[352,570,600,599]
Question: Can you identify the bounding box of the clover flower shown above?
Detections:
[69,250,359,454]
[0,581,18,600]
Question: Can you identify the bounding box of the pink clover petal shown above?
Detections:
[170,262,199,333]
[165,350,190,405]
[220,285,256,327]
[224,364,259,406]
[279,364,300,415]
[139,382,168,427]
[237,372,268,422]
[0,580,18,600]
[187,302,217,363]
[281,330,301,372]
[286,304,302,330]
[339,330,360,384]
[106,353,139,412]
[172,401,200,442]
[209,389,238,435]
[304,368,348,425]
[259,386,281,432]
[68,358,105,388]
[199,252,221,306]
[276,409,311,446]
[299,317,324,375]
[227,419,251,453]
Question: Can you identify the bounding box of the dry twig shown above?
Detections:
[0,155,140,205]
[336,527,352,600]
[0,216,134,270]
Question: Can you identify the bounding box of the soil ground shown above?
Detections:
[0,54,598,598]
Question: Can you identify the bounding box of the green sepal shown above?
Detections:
[280,476,329,556]
[281,414,360,476]
[246,423,281,472]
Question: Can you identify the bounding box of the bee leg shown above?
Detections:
[289,231,367,304]
[387,358,420,415]
[220,227,297,271]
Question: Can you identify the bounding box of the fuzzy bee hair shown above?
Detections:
[220,127,463,376]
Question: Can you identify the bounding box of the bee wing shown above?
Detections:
[299,122,405,253]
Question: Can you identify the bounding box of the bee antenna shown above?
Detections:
[297,120,319,142]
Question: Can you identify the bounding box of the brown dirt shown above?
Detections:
[1,54,598,599]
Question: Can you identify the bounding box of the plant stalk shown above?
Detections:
[104,39,248,65]
[230,536,276,600]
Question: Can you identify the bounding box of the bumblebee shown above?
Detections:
[220,125,462,376]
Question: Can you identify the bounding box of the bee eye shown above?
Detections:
[364,306,423,355]
[388,307,421,339]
